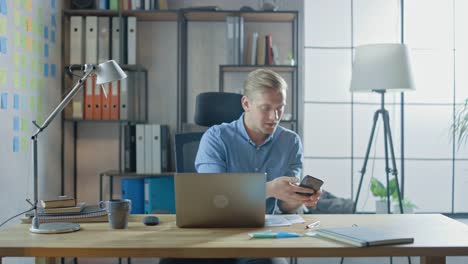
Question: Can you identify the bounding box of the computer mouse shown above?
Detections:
[143,216,160,226]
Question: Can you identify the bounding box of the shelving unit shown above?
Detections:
[179,10,299,132]
[60,4,301,204]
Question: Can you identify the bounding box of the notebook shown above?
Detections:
[316,226,414,247]
[175,173,266,228]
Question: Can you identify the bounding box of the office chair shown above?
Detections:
[174,92,244,172]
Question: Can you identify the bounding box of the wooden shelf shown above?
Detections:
[63,9,178,21]
[63,119,145,123]
[100,170,174,177]
[184,11,297,22]
[220,65,297,72]
[63,64,147,72]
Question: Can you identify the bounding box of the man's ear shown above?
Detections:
[241,95,250,112]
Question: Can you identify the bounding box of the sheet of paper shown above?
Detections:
[265,214,305,227]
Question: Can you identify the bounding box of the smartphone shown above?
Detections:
[296,175,324,196]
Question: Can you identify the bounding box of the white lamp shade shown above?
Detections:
[350,43,415,93]
[95,60,127,85]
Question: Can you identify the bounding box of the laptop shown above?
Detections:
[175,173,266,228]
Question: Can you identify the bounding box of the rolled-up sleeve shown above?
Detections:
[195,127,227,173]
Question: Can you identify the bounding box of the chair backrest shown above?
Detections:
[194,92,244,127]
[174,92,244,172]
[174,132,204,172]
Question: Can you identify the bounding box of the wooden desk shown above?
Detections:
[1,214,468,264]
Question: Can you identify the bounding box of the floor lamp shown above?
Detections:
[29,60,127,234]
[350,44,415,214]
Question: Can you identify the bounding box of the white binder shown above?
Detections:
[136,124,145,174]
[98,16,110,63]
[126,16,137,64]
[119,71,129,120]
[151,124,162,173]
[144,124,153,173]
[111,16,120,63]
[85,16,98,64]
[69,16,83,64]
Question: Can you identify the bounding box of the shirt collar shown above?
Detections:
[236,113,279,147]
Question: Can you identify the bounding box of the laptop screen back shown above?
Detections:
[175,173,266,228]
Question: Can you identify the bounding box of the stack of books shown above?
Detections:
[21,197,108,224]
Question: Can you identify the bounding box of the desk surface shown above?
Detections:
[1,214,468,259]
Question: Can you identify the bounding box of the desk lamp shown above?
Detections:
[350,43,415,214]
[29,60,127,234]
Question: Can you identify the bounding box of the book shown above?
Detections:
[316,226,414,247]
[40,197,76,208]
[22,205,108,224]
[42,202,86,214]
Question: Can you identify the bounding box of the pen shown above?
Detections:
[249,232,300,238]
[306,220,320,229]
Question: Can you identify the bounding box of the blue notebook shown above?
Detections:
[316,226,414,247]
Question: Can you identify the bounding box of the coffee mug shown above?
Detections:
[99,199,132,229]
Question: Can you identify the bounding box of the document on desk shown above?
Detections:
[265,215,305,227]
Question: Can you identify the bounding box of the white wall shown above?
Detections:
[303,0,468,213]
[0,1,63,264]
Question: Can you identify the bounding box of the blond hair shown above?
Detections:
[243,69,287,99]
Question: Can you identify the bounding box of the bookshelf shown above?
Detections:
[180,10,299,132]
[60,3,301,209]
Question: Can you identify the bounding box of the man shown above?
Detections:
[161,69,320,264]
[195,69,321,213]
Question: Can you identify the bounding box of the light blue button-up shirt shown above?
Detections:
[195,113,303,214]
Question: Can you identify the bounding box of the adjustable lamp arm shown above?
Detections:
[32,64,96,137]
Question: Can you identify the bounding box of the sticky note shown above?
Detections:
[0,37,6,54]
[21,136,27,152]
[13,0,19,7]
[51,0,55,9]
[20,95,25,109]
[26,36,32,52]
[51,14,56,27]
[0,17,7,35]
[51,30,55,43]
[51,63,56,78]
[13,93,19,109]
[1,92,7,109]
[20,34,25,49]
[0,68,6,84]
[37,79,42,90]
[26,17,32,32]
[43,63,48,77]
[13,11,20,27]
[13,31,20,47]
[30,78,35,91]
[13,53,20,67]
[29,96,34,111]
[13,72,20,88]
[26,0,32,12]
[44,43,48,57]
[37,96,42,112]
[20,77,26,90]
[21,55,27,69]
[13,116,19,131]
[1,0,7,15]
[37,7,43,21]
[43,25,48,39]
[37,61,42,73]
[21,117,28,131]
[13,136,19,153]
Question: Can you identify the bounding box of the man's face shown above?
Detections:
[242,89,286,136]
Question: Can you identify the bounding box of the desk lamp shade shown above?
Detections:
[96,60,127,85]
[350,43,415,93]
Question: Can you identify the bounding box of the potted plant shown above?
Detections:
[370,177,417,213]
[452,100,468,148]
[370,177,395,214]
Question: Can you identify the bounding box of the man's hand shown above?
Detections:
[266,176,322,208]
